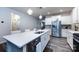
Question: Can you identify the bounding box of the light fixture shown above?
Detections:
[60,9,63,12]
[47,12,50,14]
[39,7,46,9]
[27,8,33,15]
[42,7,46,8]
[39,15,43,19]
[15,15,20,20]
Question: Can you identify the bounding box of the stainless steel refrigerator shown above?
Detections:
[51,19,61,37]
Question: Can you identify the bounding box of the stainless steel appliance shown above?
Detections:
[51,19,61,37]
[27,37,41,52]
[73,33,79,52]
[41,22,45,29]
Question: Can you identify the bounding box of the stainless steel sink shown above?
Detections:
[35,31,44,34]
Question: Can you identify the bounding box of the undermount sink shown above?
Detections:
[35,31,44,34]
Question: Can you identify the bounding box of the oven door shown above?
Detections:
[73,36,79,52]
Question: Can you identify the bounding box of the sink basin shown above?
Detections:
[35,31,44,34]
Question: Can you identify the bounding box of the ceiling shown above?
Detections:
[10,7,74,17]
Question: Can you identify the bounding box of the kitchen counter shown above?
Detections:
[3,29,49,48]
[68,30,79,33]
[67,30,79,50]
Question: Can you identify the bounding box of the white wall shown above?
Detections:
[0,7,40,42]
[0,8,11,42]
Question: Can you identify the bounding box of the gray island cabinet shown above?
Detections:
[3,29,50,52]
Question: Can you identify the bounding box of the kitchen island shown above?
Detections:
[3,29,50,52]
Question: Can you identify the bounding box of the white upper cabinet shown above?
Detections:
[71,7,79,23]
[61,15,72,24]
[45,17,52,25]
[45,14,72,25]
[45,15,61,25]
[72,7,78,23]
[77,7,79,23]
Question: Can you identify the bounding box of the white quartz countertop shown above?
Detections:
[3,29,49,48]
[68,30,79,33]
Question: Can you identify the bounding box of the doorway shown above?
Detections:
[11,13,21,31]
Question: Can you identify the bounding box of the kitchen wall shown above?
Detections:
[0,7,40,42]
[0,8,11,42]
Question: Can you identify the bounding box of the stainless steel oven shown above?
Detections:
[73,33,79,52]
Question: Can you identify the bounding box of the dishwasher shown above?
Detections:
[27,37,41,52]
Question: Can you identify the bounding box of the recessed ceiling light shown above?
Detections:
[60,9,63,12]
[39,7,46,9]
[42,7,46,8]
[27,9,33,15]
[47,12,50,14]
[39,15,42,19]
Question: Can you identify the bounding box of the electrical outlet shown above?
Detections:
[1,21,4,23]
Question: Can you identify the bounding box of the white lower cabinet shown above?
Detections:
[67,31,73,50]
[41,34,45,51]
[62,29,68,37]
[36,42,42,52]
[41,31,50,52]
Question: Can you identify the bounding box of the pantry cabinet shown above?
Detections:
[72,7,78,23]
[77,8,79,22]
[72,7,79,23]
[71,7,79,30]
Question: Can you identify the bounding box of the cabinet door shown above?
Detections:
[62,29,67,37]
[43,32,50,50]
[77,7,79,23]
[45,17,52,25]
[41,34,45,51]
[72,8,78,23]
[36,42,42,52]
[43,33,47,49]
[45,32,49,45]
[41,31,50,51]
[69,34,73,50]
[67,32,73,50]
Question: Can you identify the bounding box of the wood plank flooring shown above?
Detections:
[44,36,72,52]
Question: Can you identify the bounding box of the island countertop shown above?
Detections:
[3,29,49,48]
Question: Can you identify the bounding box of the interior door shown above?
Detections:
[11,13,20,31]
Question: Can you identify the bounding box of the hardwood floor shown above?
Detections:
[0,44,5,52]
[44,36,72,52]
